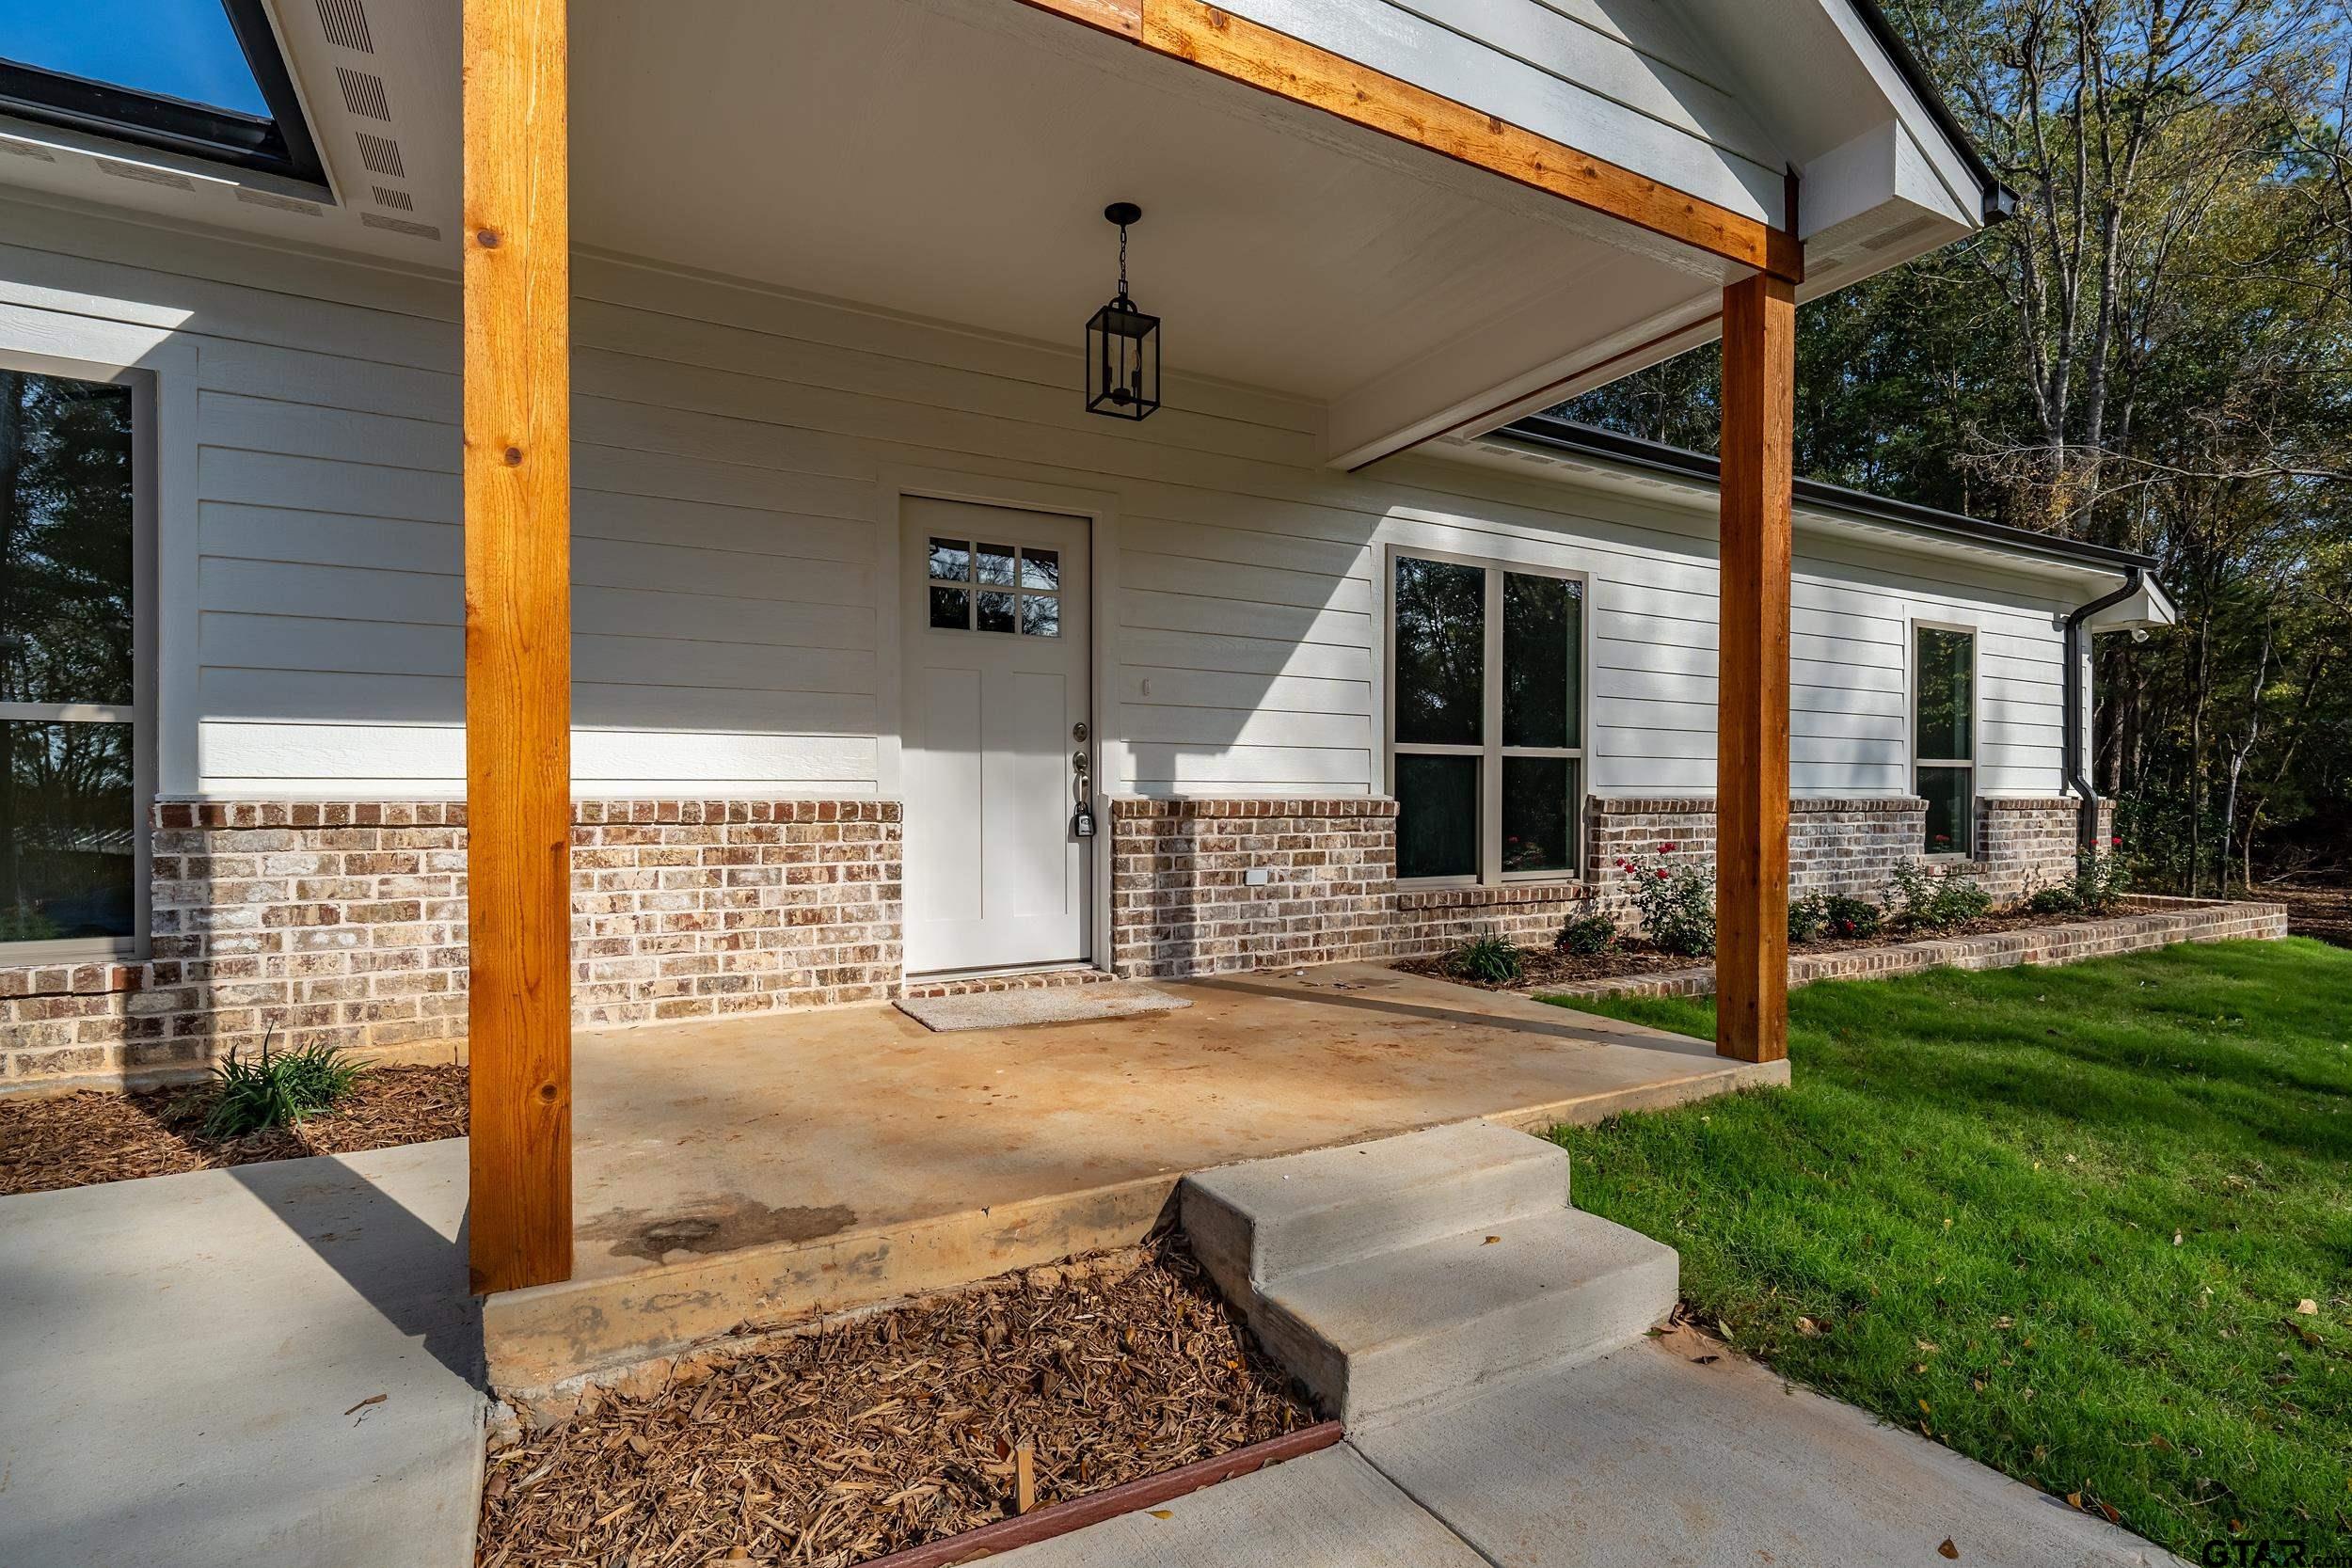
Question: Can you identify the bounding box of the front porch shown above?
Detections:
[484,962,1783,1394]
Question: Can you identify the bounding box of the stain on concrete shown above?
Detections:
[580,1196,858,1263]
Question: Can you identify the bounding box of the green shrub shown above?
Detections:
[2026,882,2081,915]
[201,1035,365,1138]
[1886,862,1994,932]
[1556,913,1620,957]
[1613,847,1716,957]
[1449,933,1524,984]
[1791,891,1883,943]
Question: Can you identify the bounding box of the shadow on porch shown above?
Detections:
[481,963,1784,1394]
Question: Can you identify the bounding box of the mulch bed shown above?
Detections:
[1399,906,2138,992]
[476,1240,1318,1568]
[0,1063,468,1196]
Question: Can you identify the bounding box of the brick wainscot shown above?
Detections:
[0,799,899,1087]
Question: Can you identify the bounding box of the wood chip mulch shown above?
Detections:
[475,1240,1318,1568]
[0,1063,469,1196]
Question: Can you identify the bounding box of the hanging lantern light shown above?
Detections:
[1086,202,1160,420]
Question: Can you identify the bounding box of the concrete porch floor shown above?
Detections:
[485,963,1785,1392]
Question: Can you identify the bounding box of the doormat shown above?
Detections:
[895,982,1193,1033]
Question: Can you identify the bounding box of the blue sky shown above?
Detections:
[0,1,267,117]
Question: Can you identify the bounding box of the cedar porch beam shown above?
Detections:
[1714,273,1796,1065]
[463,0,574,1293]
[1012,0,1803,284]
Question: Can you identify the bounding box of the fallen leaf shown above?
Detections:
[1915,1339,1940,1354]
[1796,1316,1820,1337]
[1148,1510,1174,1520]
[1938,1540,1960,1560]
[2296,1299,2318,1316]
[342,1393,387,1417]
[1484,1236,1501,1245]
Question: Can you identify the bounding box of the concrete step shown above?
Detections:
[1182,1120,1571,1302]
[1251,1209,1678,1425]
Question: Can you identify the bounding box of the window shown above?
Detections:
[1391,552,1583,882]
[0,0,326,187]
[926,537,1060,638]
[1914,625,1974,856]
[2,366,144,955]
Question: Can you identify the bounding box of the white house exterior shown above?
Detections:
[0,182,2166,1080]
[0,0,2176,1285]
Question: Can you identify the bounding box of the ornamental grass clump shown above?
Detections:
[1614,845,1715,957]
[1448,933,1524,984]
[200,1030,366,1139]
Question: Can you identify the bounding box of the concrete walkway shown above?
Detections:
[0,1139,485,1568]
[1000,1340,2186,1567]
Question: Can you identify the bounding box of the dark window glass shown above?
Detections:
[975,544,1017,587]
[1915,628,1972,761]
[1502,573,1579,749]
[1020,596,1059,638]
[2,372,135,707]
[3,721,135,942]
[927,538,970,582]
[1502,757,1575,874]
[1919,765,1973,856]
[1394,556,1484,746]
[977,591,1016,634]
[1019,548,1059,591]
[928,586,969,630]
[1396,753,1478,879]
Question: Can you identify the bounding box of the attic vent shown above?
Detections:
[316,0,374,53]
[371,185,414,211]
[362,212,440,242]
[235,186,322,215]
[335,67,391,121]
[353,132,405,178]
[0,138,56,162]
[1861,214,1937,253]
[94,158,196,191]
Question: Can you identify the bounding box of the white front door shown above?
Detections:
[900,498,1092,976]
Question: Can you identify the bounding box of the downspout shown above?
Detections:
[2063,565,2144,854]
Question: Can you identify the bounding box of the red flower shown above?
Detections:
[2110,835,2122,847]
[1660,843,1677,853]
[1656,869,1670,880]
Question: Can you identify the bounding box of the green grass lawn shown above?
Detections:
[1545,938,2352,1557]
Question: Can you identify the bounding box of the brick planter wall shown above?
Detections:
[1107,798,1397,977]
[1545,895,2288,1002]
[0,799,899,1086]
[1586,796,1931,919]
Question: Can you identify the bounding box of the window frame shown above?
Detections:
[0,350,157,965]
[1910,618,1977,862]
[0,0,327,191]
[1385,546,1588,887]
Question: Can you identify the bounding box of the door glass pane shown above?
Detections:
[927,538,970,582]
[4,721,135,942]
[975,544,1017,587]
[1502,573,1580,749]
[928,586,969,630]
[1020,596,1059,638]
[1915,628,1973,761]
[1396,753,1478,879]
[1019,548,1059,591]
[977,591,1016,634]
[1919,765,1973,856]
[1502,756,1576,875]
[1394,557,1484,746]
[1,371,135,707]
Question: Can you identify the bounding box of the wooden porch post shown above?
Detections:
[1715,272,1795,1065]
[463,0,573,1293]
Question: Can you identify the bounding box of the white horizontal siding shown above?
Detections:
[0,197,2088,805]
